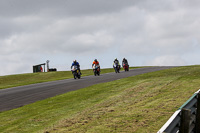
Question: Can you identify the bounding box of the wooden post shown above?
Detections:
[196,92,200,133]
[180,108,191,133]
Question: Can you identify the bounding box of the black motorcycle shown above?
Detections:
[71,66,81,79]
[113,63,120,73]
[93,64,100,76]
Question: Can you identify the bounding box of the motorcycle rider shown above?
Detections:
[113,58,120,72]
[122,58,129,66]
[92,59,100,70]
[71,60,81,74]
[113,58,120,65]
[92,59,101,72]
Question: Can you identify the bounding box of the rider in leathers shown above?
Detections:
[113,58,120,72]
[71,60,81,74]
[122,58,129,66]
[92,59,100,71]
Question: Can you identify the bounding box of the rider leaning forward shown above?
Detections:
[71,60,82,74]
[113,58,120,66]
[122,58,129,66]
[92,59,100,71]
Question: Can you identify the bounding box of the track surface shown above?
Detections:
[0,66,175,112]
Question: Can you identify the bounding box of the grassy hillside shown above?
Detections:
[0,67,139,89]
[1,66,200,133]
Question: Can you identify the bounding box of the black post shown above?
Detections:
[196,92,200,133]
[180,108,191,133]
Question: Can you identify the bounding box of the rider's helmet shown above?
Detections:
[115,58,117,61]
[94,59,97,62]
[73,60,77,63]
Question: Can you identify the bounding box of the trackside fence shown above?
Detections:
[158,89,200,133]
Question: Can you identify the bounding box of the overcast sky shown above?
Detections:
[0,0,200,76]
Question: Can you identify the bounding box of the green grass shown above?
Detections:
[0,67,139,90]
[1,66,200,133]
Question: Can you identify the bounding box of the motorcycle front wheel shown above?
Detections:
[73,74,76,79]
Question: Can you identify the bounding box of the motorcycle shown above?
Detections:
[123,63,129,71]
[93,64,100,76]
[113,63,120,73]
[71,66,81,79]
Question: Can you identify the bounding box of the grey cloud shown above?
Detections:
[0,0,140,17]
[1,0,200,75]
[0,53,38,75]
[145,55,186,66]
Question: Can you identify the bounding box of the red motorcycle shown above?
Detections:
[123,64,129,71]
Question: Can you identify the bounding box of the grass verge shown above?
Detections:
[1,66,200,133]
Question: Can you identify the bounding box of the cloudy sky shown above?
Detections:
[0,0,200,76]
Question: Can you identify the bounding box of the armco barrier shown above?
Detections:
[158,89,200,133]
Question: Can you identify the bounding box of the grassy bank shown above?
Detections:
[0,67,139,89]
[1,66,200,132]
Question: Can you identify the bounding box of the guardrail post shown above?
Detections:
[180,108,191,133]
[196,92,200,133]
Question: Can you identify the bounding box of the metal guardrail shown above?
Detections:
[158,89,200,133]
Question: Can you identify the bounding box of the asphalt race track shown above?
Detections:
[0,66,175,112]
